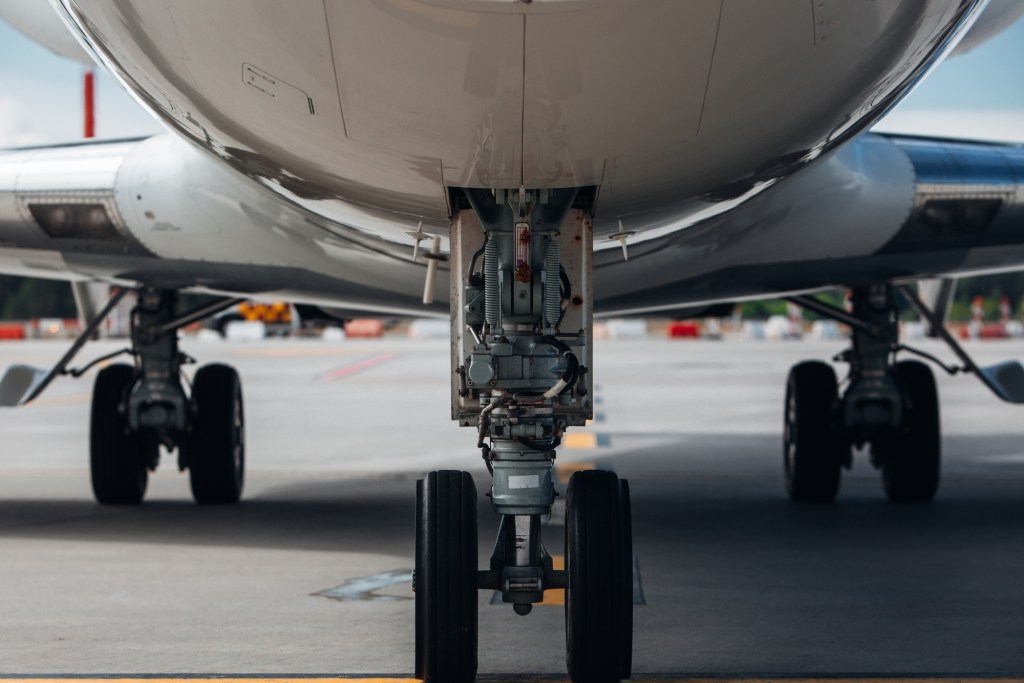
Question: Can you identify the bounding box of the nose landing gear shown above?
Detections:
[414,188,632,683]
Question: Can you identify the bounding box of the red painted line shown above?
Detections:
[319,353,396,381]
[84,69,95,139]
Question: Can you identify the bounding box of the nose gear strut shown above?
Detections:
[414,188,633,683]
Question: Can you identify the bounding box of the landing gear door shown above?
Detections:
[552,208,593,427]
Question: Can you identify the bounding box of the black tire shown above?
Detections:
[186,364,245,504]
[875,360,941,502]
[415,470,477,683]
[565,470,632,683]
[784,361,845,502]
[90,364,153,505]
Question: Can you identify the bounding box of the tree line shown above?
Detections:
[4,273,1024,322]
[0,276,78,319]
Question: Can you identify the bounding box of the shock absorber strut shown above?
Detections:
[450,187,593,611]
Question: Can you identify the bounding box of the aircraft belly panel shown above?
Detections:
[326,2,524,189]
[55,0,982,246]
[521,1,720,188]
[592,0,975,226]
[62,0,451,225]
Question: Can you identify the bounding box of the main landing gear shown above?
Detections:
[784,284,940,502]
[85,288,245,505]
[414,188,633,683]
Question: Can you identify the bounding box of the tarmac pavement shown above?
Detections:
[2,335,1024,677]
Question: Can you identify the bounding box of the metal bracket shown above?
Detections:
[611,218,635,261]
[146,296,245,341]
[477,515,566,608]
[0,291,244,408]
[0,288,130,407]
[891,343,964,376]
[897,284,1024,404]
[793,288,1024,404]
[786,294,878,336]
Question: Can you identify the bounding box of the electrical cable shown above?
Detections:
[557,266,571,325]
[517,436,562,452]
[468,234,488,279]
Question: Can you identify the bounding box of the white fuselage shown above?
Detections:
[5,0,1019,317]
[55,0,980,243]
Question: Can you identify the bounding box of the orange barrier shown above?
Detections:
[980,324,1010,339]
[344,319,385,338]
[667,321,700,338]
[959,323,1011,340]
[0,323,25,340]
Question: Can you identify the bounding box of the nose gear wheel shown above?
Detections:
[565,469,633,683]
[415,470,478,683]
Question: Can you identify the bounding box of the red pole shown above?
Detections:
[84,69,95,138]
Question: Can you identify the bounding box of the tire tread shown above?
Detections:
[785,361,843,502]
[566,469,632,683]
[415,470,477,683]
[90,363,148,505]
[187,363,244,504]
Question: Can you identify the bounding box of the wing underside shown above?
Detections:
[0,132,1023,316]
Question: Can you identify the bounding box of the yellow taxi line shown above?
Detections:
[0,680,409,683]
[562,432,597,450]
[539,554,566,606]
[24,392,91,407]
[5,678,1022,683]
[554,461,596,484]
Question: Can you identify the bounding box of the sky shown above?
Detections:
[0,11,1023,147]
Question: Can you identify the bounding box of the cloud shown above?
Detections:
[0,95,49,147]
[0,78,162,147]
[873,109,1024,143]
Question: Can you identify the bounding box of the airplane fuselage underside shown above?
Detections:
[49,0,983,247]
